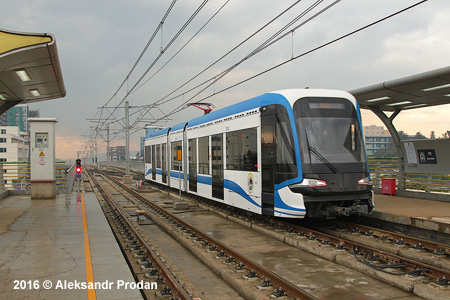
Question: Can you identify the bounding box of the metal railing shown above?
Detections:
[55,161,67,189]
[0,161,67,191]
[368,158,450,193]
[2,161,30,190]
[98,160,145,172]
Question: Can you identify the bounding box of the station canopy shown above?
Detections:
[0,28,66,115]
[349,66,450,189]
[349,66,450,112]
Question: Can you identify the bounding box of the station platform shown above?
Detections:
[370,193,450,235]
[0,192,143,300]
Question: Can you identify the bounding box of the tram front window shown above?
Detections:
[293,97,367,174]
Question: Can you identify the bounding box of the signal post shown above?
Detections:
[75,159,82,193]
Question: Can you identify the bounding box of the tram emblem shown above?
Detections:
[247,173,254,194]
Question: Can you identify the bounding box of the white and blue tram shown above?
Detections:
[144,89,374,218]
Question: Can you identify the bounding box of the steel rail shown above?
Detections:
[87,169,192,300]
[335,220,450,256]
[102,171,318,300]
[97,166,449,286]
[275,220,450,282]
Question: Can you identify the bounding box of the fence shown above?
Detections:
[368,158,450,193]
[1,161,67,191]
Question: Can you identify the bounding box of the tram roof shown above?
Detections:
[349,66,450,112]
[0,28,66,115]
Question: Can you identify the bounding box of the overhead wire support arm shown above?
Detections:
[88,0,178,137]
[93,0,209,136]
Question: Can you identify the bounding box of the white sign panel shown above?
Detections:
[404,141,417,167]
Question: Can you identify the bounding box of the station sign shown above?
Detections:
[417,149,437,164]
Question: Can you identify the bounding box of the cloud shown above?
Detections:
[2,0,450,160]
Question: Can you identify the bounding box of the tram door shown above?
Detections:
[151,145,156,181]
[188,139,197,192]
[261,107,275,215]
[211,134,224,200]
[162,144,167,183]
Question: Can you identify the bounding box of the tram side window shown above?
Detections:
[144,145,151,163]
[171,141,182,171]
[156,144,161,168]
[226,128,257,171]
[198,136,210,174]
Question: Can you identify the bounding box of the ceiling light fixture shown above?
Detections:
[30,89,41,97]
[15,69,31,82]
[422,83,450,92]
[387,101,413,106]
[403,103,427,109]
[0,93,10,100]
[366,96,390,102]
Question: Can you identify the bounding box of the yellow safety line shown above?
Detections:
[81,194,97,300]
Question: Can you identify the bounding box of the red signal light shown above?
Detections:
[76,167,81,173]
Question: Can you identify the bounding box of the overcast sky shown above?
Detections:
[3,0,450,160]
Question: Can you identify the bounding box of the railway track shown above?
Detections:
[134,170,450,280]
[102,166,450,300]
[88,166,450,299]
[87,169,197,300]
[87,168,318,300]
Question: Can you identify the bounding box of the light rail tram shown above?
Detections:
[144,89,374,218]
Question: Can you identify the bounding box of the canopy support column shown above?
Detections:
[368,106,405,190]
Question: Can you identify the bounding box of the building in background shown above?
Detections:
[0,126,28,162]
[109,146,126,161]
[363,125,393,156]
[0,105,39,163]
[0,105,39,132]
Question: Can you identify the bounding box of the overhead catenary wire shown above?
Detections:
[90,0,325,146]
[155,0,428,123]
[147,0,342,121]
[136,0,335,125]
[94,0,178,121]
[169,0,336,110]
[95,0,209,136]
[90,0,228,143]
[90,0,306,143]
[117,0,331,137]
[141,0,307,106]
[89,0,428,154]
[86,1,178,142]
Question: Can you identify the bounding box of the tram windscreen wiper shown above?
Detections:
[304,130,339,174]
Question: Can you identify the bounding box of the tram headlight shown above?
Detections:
[358,176,370,185]
[290,178,327,188]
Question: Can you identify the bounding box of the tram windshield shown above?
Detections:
[293,97,367,174]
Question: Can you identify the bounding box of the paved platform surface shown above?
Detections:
[0,192,143,300]
[372,193,450,234]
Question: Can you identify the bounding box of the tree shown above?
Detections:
[373,147,397,158]
[398,130,409,141]
[413,132,427,140]
[430,131,436,139]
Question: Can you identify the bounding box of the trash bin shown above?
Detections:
[381,178,396,196]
